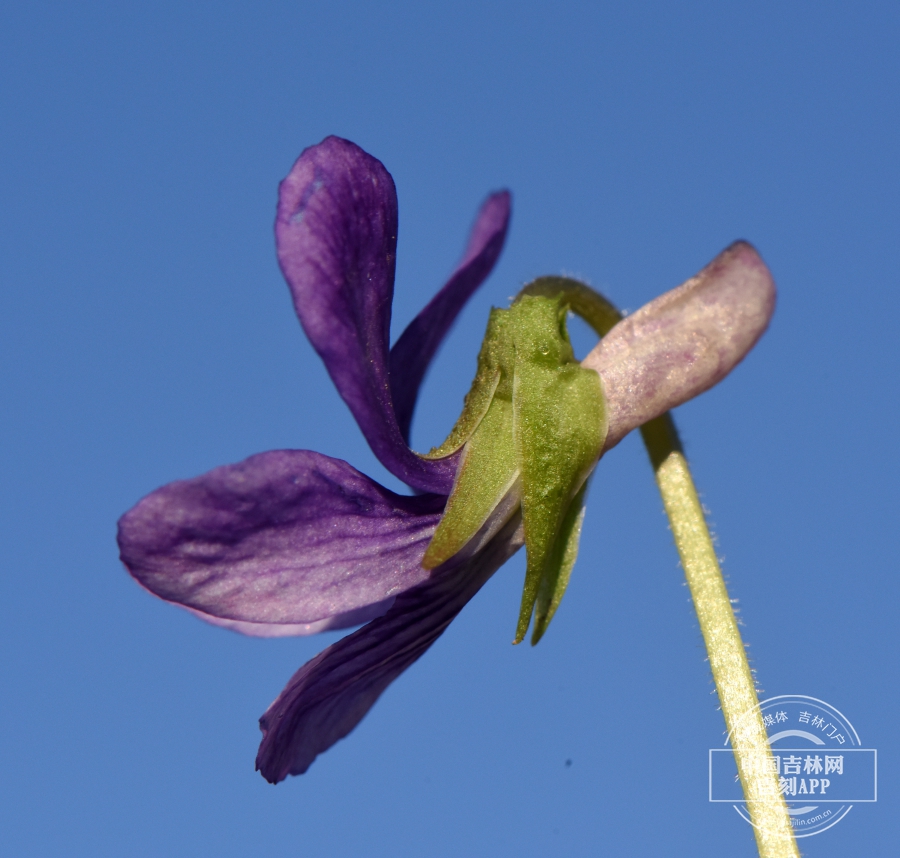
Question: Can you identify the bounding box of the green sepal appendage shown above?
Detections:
[421,285,611,644]
[532,480,588,644]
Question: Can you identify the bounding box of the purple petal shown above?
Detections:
[117,449,445,627]
[390,191,511,443]
[276,136,456,494]
[256,515,524,782]
[585,241,776,449]
[181,599,395,638]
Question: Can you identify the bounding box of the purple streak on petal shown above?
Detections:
[275,136,456,494]
[117,449,445,626]
[255,515,524,782]
[182,598,395,638]
[390,191,511,444]
[584,241,776,450]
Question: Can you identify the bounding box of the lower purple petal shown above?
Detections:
[255,514,524,782]
[390,191,511,443]
[182,599,395,637]
[118,449,445,627]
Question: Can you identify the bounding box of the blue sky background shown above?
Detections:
[2,2,898,855]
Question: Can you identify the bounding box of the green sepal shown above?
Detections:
[421,394,518,569]
[420,285,612,644]
[422,310,518,569]
[423,309,510,460]
[510,296,608,643]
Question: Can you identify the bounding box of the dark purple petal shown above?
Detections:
[275,136,456,494]
[255,514,524,782]
[390,191,511,443]
[584,241,776,449]
[117,449,446,627]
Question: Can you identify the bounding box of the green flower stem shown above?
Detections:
[640,415,799,858]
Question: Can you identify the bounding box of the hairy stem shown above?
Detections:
[640,415,799,858]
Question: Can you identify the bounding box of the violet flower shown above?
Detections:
[117,136,775,783]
